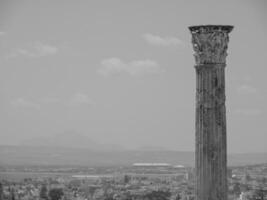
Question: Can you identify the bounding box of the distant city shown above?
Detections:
[0,162,267,200]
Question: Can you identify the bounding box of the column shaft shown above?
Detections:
[188,25,233,200]
[195,64,227,200]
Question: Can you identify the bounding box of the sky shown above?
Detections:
[0,0,266,153]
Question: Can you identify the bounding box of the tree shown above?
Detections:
[175,193,181,200]
[233,182,241,197]
[0,183,3,200]
[244,173,251,182]
[252,188,266,200]
[40,184,48,200]
[104,196,114,200]
[49,188,64,200]
[124,175,130,184]
[144,190,171,200]
[10,188,15,200]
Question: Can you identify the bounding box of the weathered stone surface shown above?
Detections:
[189,25,233,65]
[189,25,233,200]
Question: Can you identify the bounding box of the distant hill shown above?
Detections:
[20,130,125,151]
[0,145,266,167]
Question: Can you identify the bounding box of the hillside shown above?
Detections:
[0,145,266,167]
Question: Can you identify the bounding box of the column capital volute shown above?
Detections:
[189,25,233,65]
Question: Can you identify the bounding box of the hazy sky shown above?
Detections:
[0,0,266,153]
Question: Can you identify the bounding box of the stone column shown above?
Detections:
[188,25,233,200]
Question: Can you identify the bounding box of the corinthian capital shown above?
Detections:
[189,25,233,65]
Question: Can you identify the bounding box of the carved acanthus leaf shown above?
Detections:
[191,30,230,65]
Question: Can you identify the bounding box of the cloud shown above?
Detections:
[5,42,58,59]
[67,93,93,107]
[233,108,262,116]
[236,85,258,95]
[98,57,163,76]
[0,31,6,36]
[11,98,40,109]
[143,33,182,46]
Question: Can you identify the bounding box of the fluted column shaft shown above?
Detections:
[189,25,233,200]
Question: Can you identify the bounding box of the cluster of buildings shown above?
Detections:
[228,164,267,200]
[0,164,195,200]
[0,163,266,200]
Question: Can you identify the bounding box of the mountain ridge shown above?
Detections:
[0,145,266,167]
[20,130,125,151]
